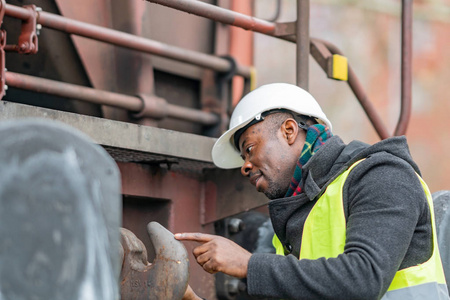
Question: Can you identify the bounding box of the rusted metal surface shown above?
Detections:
[120,222,189,300]
[4,72,220,126]
[133,93,168,120]
[145,0,216,80]
[274,21,296,38]
[2,1,28,20]
[202,168,268,225]
[0,0,4,28]
[208,0,232,137]
[309,38,331,72]
[53,0,115,95]
[147,0,275,34]
[119,161,218,299]
[3,3,250,78]
[229,0,253,106]
[117,161,268,299]
[5,71,141,110]
[113,0,154,123]
[3,3,40,54]
[166,101,219,125]
[146,0,296,43]
[15,4,38,54]
[200,69,227,137]
[394,0,412,136]
[296,0,309,90]
[3,0,102,117]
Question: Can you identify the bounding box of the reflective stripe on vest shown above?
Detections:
[272,159,449,299]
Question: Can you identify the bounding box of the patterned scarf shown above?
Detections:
[285,124,333,197]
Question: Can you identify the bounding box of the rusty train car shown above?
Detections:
[2,0,447,299]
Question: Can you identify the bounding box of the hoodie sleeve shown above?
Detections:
[246,153,431,300]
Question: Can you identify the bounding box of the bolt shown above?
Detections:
[36,24,42,30]
[36,7,42,12]
[4,85,8,91]
[19,42,29,52]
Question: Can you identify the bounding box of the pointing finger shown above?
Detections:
[174,232,217,243]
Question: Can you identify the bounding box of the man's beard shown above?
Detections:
[263,177,289,200]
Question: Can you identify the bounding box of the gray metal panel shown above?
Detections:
[0,119,121,299]
[0,101,216,166]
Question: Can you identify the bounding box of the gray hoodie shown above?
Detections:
[247,136,433,300]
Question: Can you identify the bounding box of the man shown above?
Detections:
[176,83,448,299]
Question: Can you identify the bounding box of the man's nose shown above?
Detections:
[241,159,253,177]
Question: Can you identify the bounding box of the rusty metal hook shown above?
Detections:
[120,222,189,300]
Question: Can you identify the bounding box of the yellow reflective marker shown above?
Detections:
[331,54,348,81]
[250,66,257,91]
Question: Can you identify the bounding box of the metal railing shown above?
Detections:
[1,0,413,136]
[147,0,413,138]
[1,1,255,126]
[5,72,219,125]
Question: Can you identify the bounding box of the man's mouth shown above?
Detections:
[250,173,262,188]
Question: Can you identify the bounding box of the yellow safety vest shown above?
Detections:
[273,160,449,299]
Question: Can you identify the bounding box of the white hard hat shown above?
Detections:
[212,83,332,169]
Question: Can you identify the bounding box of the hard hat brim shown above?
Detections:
[211,118,250,169]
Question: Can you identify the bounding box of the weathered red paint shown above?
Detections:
[120,223,189,300]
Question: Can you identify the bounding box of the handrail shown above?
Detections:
[395,0,412,136]
[146,0,415,139]
[5,72,220,126]
[4,1,412,137]
[4,3,251,78]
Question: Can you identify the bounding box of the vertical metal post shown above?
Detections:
[394,0,412,136]
[296,0,309,90]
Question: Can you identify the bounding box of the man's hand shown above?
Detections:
[174,233,251,278]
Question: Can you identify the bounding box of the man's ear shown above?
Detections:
[281,119,299,145]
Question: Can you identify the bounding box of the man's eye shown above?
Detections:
[246,146,253,154]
